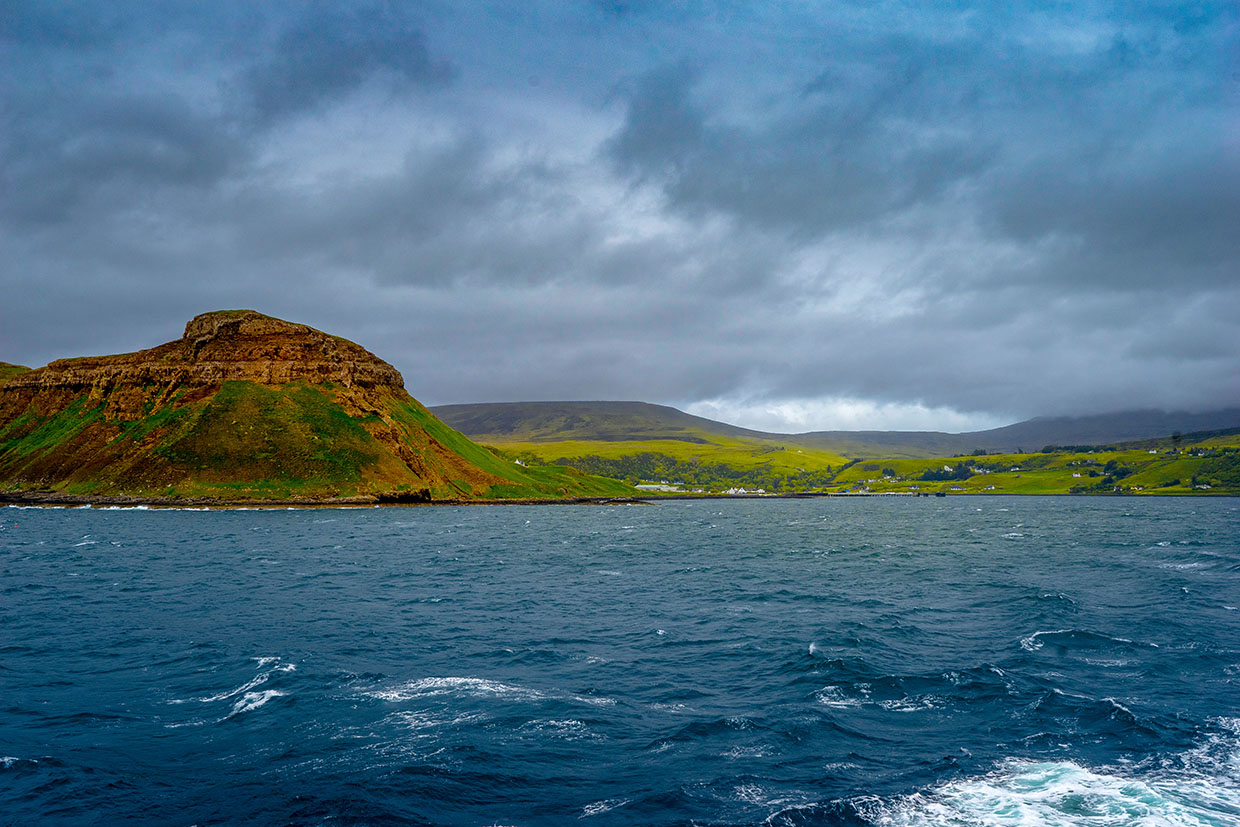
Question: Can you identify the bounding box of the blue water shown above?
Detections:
[2,497,1238,826]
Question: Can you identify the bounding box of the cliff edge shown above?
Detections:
[0,311,631,503]
[4,310,403,395]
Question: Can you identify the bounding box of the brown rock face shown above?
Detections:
[3,310,405,395]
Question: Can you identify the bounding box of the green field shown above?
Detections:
[436,401,1240,494]
[474,437,1238,496]
[806,445,1238,496]
[488,431,848,492]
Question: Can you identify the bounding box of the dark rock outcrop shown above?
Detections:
[3,310,403,397]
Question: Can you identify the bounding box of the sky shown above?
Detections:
[3,1,1237,433]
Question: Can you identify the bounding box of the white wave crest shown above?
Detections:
[1020,629,1156,653]
[367,676,614,707]
[369,677,546,703]
[228,690,286,717]
[169,657,295,704]
[863,756,1240,827]
[814,685,867,709]
[522,719,598,741]
[878,695,944,713]
[581,797,628,817]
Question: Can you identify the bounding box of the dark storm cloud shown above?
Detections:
[2,1,1237,431]
[2,92,243,225]
[242,3,452,123]
[605,14,1238,271]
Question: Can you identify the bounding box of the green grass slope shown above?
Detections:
[821,442,1239,496]
[434,402,1240,495]
[433,401,852,491]
[0,381,634,502]
[0,363,30,385]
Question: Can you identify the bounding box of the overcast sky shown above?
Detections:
[3,1,1237,432]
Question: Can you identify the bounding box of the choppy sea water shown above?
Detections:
[1,496,1238,826]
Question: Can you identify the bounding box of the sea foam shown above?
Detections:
[862,754,1240,827]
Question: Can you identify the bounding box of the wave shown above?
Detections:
[1019,628,1159,653]
[581,797,629,817]
[365,676,615,707]
[165,657,296,725]
[804,662,1015,714]
[228,689,286,717]
[1,756,39,770]
[170,657,296,705]
[858,755,1239,826]
[764,721,1240,826]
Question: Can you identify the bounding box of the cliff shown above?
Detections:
[4,311,403,396]
[0,311,631,503]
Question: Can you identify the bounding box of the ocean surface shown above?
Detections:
[2,497,1238,826]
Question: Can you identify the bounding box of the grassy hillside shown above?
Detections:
[435,401,1240,493]
[493,435,847,492]
[816,442,1239,496]
[0,363,30,385]
[436,401,1240,459]
[0,381,635,502]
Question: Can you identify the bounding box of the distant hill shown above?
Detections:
[431,401,769,443]
[432,400,1240,495]
[431,401,849,490]
[435,401,1240,457]
[0,312,631,503]
[948,409,1240,453]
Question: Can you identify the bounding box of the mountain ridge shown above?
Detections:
[433,401,1240,457]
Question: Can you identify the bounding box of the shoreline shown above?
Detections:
[2,490,1232,509]
[0,491,652,509]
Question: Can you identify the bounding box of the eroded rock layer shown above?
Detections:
[4,310,404,394]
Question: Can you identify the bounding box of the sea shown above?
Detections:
[2,496,1238,826]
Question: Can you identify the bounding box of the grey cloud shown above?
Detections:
[2,93,243,225]
[242,4,452,123]
[4,1,136,49]
[982,148,1240,290]
[3,1,1237,429]
[599,3,1238,335]
[607,57,993,240]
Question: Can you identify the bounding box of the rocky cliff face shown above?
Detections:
[0,310,630,502]
[3,310,404,395]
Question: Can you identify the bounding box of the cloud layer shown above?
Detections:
[3,1,1237,431]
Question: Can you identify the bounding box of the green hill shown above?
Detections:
[431,400,767,443]
[0,312,633,504]
[432,401,849,491]
[433,401,1240,495]
[435,401,1240,458]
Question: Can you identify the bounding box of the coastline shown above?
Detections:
[0,490,652,509]
[3,490,1232,509]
